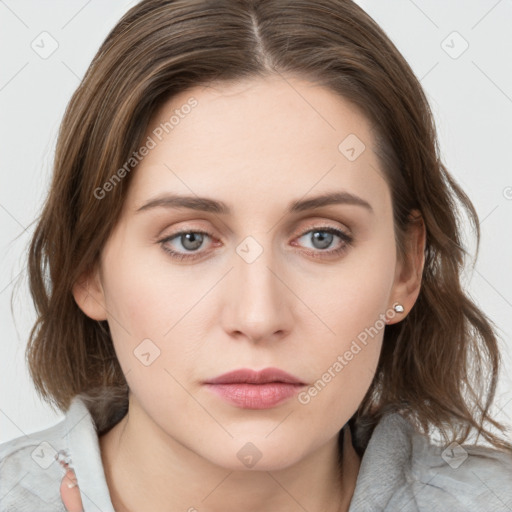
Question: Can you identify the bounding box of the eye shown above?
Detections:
[292,227,353,259]
[158,225,353,262]
[159,229,215,261]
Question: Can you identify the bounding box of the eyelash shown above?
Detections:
[158,226,353,262]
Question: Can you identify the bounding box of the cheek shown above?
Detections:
[296,231,395,406]
[308,228,396,343]
[101,236,181,334]
[99,243,209,384]
[97,243,171,374]
[293,296,386,443]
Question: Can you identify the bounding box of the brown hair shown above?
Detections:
[23,0,511,453]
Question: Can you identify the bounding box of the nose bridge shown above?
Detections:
[225,233,290,341]
[236,235,281,312]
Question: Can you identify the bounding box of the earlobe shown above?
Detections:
[72,264,108,321]
[387,210,426,324]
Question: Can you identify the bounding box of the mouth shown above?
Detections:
[203,367,306,409]
[203,367,305,385]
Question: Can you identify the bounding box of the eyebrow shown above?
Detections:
[136,191,374,215]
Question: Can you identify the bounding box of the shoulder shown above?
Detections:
[0,417,69,511]
[0,397,97,512]
[349,412,512,512]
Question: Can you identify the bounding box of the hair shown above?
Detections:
[22,0,511,454]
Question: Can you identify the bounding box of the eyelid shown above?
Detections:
[292,219,352,238]
[157,221,353,262]
[157,219,351,245]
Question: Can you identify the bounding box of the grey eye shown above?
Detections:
[298,230,337,251]
[177,232,205,251]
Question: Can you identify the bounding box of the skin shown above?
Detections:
[69,74,425,512]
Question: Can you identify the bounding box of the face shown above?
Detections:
[76,74,418,471]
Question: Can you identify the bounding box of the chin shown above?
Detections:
[202,437,306,472]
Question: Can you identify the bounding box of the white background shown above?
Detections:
[1,0,511,444]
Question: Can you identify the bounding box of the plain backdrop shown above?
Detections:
[1,0,511,444]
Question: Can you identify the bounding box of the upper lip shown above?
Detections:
[203,367,305,385]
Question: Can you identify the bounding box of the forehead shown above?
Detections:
[125,74,389,216]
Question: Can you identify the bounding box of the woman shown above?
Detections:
[1,1,511,511]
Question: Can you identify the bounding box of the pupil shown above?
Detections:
[183,232,203,250]
[313,231,332,249]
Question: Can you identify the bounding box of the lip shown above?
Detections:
[203,368,306,410]
[203,367,305,385]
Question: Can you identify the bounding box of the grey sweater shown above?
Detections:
[1,396,511,511]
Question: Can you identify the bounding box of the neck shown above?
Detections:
[99,397,360,512]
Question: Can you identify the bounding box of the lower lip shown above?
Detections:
[204,383,304,409]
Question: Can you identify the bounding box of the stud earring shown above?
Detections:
[394,303,404,313]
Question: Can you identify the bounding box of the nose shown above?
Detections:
[221,239,294,344]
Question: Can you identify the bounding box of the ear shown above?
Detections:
[387,209,426,325]
[72,263,108,321]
